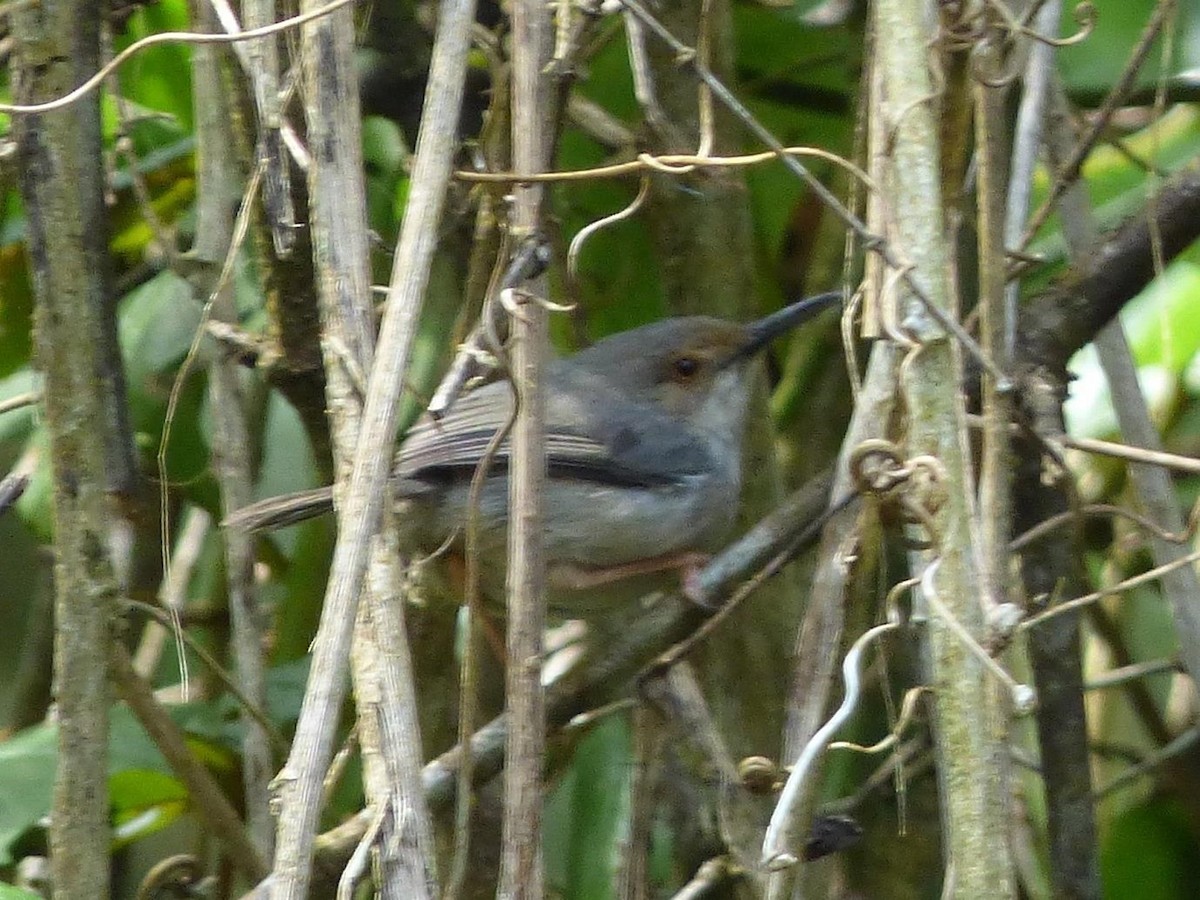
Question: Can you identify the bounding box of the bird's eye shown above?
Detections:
[672,356,700,379]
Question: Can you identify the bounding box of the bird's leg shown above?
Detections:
[549,551,710,601]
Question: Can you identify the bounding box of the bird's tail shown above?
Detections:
[223,486,336,532]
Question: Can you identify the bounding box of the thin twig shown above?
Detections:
[668,858,735,900]
[1019,0,1180,249]
[125,600,289,755]
[0,0,358,115]
[1062,434,1200,475]
[1021,545,1200,631]
[189,0,274,853]
[1084,658,1181,692]
[1094,725,1200,800]
[1010,502,1193,553]
[0,389,41,415]
[456,146,876,188]
[110,643,269,880]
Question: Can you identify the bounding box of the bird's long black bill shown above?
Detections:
[736,290,842,360]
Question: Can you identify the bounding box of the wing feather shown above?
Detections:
[396,363,713,486]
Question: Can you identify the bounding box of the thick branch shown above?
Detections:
[12,2,116,894]
[1017,164,1200,374]
[860,1,1015,897]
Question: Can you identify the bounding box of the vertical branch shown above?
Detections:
[359,533,440,897]
[771,345,896,900]
[268,0,477,893]
[1004,7,1101,897]
[501,0,553,894]
[1021,79,1187,900]
[10,1,114,894]
[188,0,275,857]
[872,0,1014,895]
[241,0,296,257]
[974,38,1012,612]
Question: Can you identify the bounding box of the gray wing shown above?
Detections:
[396,364,712,487]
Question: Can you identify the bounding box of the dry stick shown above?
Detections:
[975,38,1012,619]
[132,508,209,680]
[645,665,762,881]
[1073,98,1200,690]
[1061,435,1200,474]
[667,858,735,900]
[456,146,875,187]
[233,0,298,255]
[11,2,115,894]
[1018,78,1189,900]
[500,0,554,891]
[188,0,275,857]
[110,643,268,881]
[964,413,1200,475]
[1094,725,1200,800]
[1010,502,1193,554]
[772,345,897,899]
[1085,658,1181,692]
[266,0,476,893]
[614,702,667,900]
[352,535,437,900]
[862,1,1012,898]
[1017,160,1200,374]
[126,600,288,755]
[284,0,437,896]
[1022,545,1200,631]
[0,390,41,415]
[1092,328,1200,676]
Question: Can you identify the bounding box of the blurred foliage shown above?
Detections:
[0,0,1199,896]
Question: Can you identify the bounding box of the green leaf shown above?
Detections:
[545,717,631,900]
[1102,796,1200,900]
[110,769,188,847]
[0,884,44,900]
[0,370,38,447]
[0,723,57,865]
[363,115,411,245]
[113,0,195,131]
[1059,0,1200,98]
[117,269,211,491]
[0,659,309,864]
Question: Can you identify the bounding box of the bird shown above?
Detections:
[224,292,840,613]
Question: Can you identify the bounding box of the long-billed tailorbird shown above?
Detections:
[225,291,840,612]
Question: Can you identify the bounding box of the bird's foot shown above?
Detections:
[550,551,711,598]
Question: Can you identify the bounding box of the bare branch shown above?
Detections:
[499,0,555,889]
[11,1,116,892]
[267,0,477,892]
